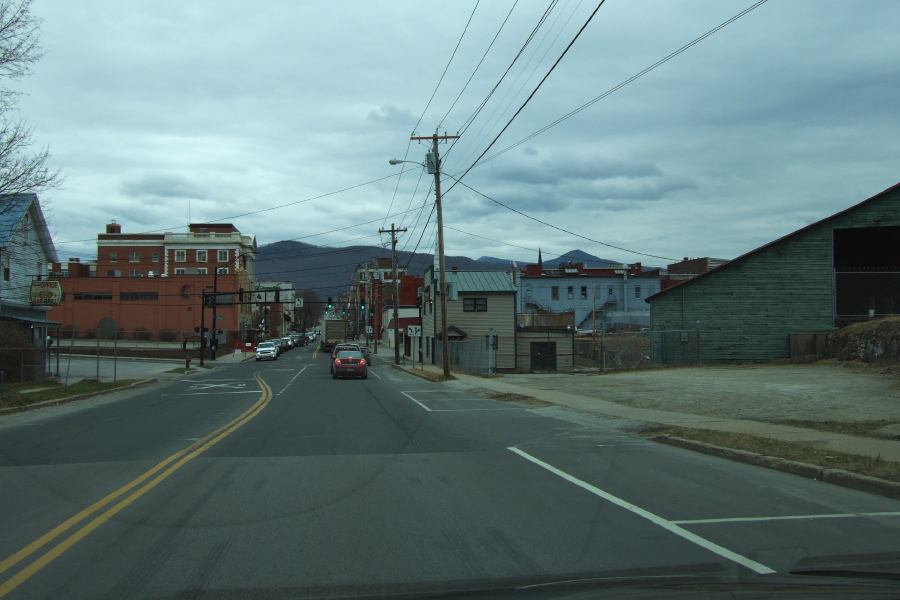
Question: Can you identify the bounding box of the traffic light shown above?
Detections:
[204,294,216,308]
[360,303,365,310]
[274,290,280,303]
[327,297,333,309]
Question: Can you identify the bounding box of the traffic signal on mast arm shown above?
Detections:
[327,297,333,309]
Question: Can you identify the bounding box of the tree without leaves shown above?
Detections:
[0,0,61,207]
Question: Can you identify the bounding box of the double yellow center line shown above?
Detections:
[0,372,273,597]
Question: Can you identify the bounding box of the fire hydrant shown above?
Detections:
[185,356,192,369]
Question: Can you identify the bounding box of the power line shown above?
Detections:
[442,171,676,261]
[478,0,771,166]
[445,0,607,197]
[437,0,520,130]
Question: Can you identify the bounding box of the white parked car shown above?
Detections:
[255,341,278,361]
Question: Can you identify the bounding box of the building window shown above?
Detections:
[634,285,641,299]
[129,270,141,277]
[120,292,158,301]
[196,268,208,275]
[525,284,532,299]
[463,297,487,312]
[217,250,229,262]
[567,286,574,300]
[217,267,228,275]
[174,268,186,275]
[152,252,160,262]
[581,286,588,300]
[129,252,139,263]
[551,286,559,301]
[2,267,8,281]
[608,286,614,296]
[175,250,186,262]
[196,250,208,262]
[74,292,112,300]
[109,252,117,263]
[106,270,120,277]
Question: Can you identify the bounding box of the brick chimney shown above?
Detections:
[106,221,121,234]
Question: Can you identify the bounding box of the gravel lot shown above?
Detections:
[494,361,900,422]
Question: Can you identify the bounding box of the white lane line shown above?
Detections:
[430,408,523,412]
[507,446,777,575]
[183,391,261,395]
[277,365,308,395]
[368,370,381,379]
[674,511,900,525]
[400,392,432,411]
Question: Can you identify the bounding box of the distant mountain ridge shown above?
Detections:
[255,240,511,296]
[476,249,617,266]
[256,241,629,295]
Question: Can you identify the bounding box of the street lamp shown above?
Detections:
[389,156,450,378]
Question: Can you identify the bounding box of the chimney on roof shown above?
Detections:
[106,222,121,234]
[452,266,458,271]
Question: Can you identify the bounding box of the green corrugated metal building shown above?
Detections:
[648,182,900,362]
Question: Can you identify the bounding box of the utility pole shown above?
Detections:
[411,132,458,378]
[379,223,407,365]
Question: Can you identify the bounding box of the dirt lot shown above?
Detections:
[495,361,900,423]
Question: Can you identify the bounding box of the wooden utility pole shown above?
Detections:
[410,132,459,378]
[379,223,407,365]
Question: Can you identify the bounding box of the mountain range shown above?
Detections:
[255,240,617,296]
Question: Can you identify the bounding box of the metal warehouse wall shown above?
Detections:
[650,184,900,362]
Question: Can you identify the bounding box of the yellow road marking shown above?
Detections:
[0,372,273,597]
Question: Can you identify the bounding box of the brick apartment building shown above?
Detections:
[48,222,259,344]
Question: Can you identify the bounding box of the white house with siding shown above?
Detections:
[0,194,59,343]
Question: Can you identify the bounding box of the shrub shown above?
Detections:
[133,328,152,341]
[159,329,177,342]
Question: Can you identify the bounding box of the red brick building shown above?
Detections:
[48,222,258,344]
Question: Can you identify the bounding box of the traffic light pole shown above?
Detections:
[199,291,206,366]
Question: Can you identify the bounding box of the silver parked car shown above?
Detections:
[255,341,278,361]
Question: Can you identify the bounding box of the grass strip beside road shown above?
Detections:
[644,426,900,483]
[760,419,900,440]
[1,380,140,408]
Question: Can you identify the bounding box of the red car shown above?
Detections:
[332,350,367,379]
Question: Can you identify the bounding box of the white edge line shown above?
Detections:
[507,446,777,575]
[400,392,432,411]
[369,370,382,379]
[674,511,900,525]
[277,365,308,395]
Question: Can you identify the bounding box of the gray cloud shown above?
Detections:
[121,174,207,200]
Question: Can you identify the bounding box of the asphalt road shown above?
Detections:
[1,344,899,599]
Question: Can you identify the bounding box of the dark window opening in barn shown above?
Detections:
[833,226,900,321]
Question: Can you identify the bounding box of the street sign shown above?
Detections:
[366,325,373,334]
[214,315,224,319]
[407,325,422,337]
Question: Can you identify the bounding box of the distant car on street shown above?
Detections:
[359,346,372,361]
[255,341,278,361]
[332,350,367,379]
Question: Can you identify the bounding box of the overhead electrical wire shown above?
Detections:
[444,0,607,198]
[474,0,771,167]
[436,0,520,130]
[442,171,676,261]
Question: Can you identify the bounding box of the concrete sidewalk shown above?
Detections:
[395,363,900,462]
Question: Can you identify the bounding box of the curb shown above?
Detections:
[391,364,455,382]
[0,378,159,416]
[652,435,900,500]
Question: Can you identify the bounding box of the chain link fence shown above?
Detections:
[434,337,495,376]
[573,330,699,372]
[0,347,53,383]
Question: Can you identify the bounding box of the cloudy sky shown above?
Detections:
[15,0,900,268]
